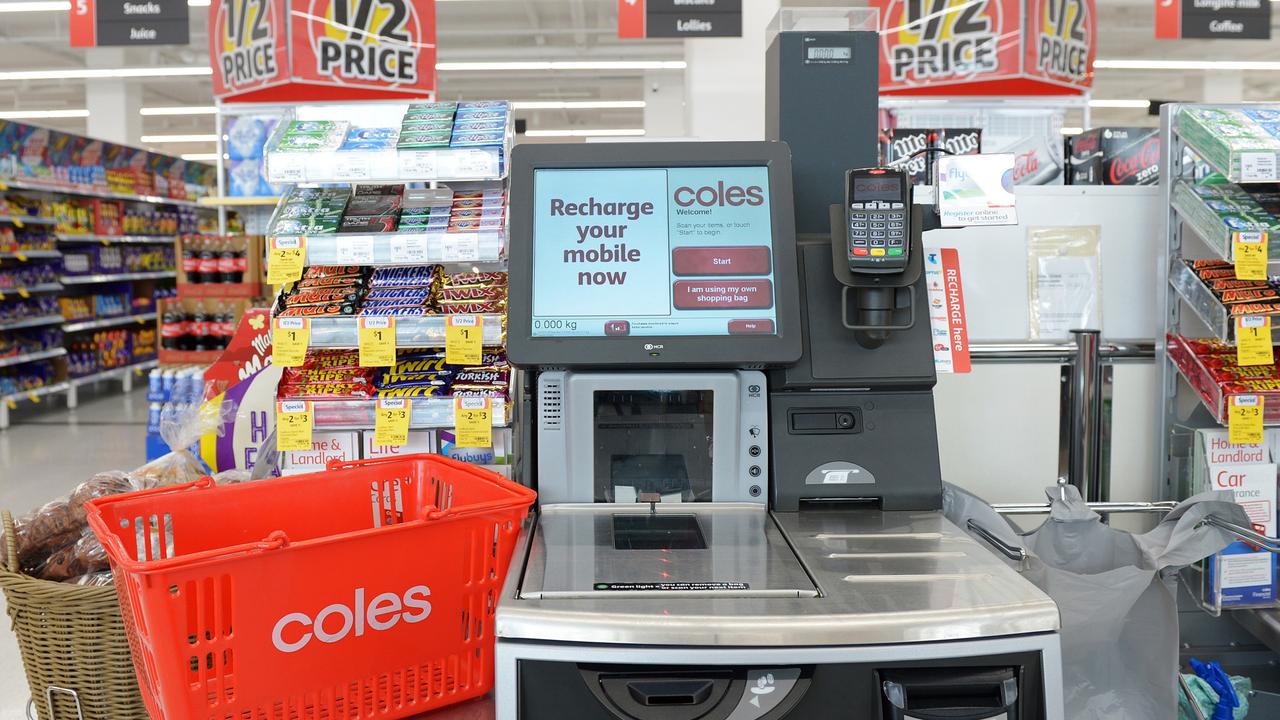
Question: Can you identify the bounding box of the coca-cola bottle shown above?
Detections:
[218,239,239,284]
[191,306,209,351]
[197,239,218,286]
[176,310,194,351]
[181,237,201,284]
[217,306,236,348]
[160,307,182,350]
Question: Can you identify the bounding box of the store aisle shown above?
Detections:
[0,387,150,719]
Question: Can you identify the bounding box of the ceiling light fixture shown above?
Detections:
[512,100,647,110]
[525,129,646,137]
[438,61,686,72]
[1095,59,1280,71]
[1088,99,1150,109]
[0,67,212,81]
[0,108,89,119]
[141,134,218,143]
[140,105,218,116]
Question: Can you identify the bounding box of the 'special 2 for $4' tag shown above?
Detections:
[1229,394,1265,446]
[276,400,314,452]
[268,237,306,284]
[374,397,411,447]
[1237,316,1274,366]
[1233,231,1268,281]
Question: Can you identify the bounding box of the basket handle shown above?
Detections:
[3,511,17,574]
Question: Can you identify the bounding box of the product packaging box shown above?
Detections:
[880,128,982,185]
[1194,428,1279,608]
[280,431,360,475]
[1069,127,1160,186]
[436,427,511,466]
[361,429,436,461]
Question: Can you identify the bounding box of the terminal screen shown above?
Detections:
[531,166,778,338]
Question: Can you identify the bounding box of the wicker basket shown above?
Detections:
[0,511,147,720]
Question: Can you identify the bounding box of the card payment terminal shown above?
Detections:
[846,167,910,273]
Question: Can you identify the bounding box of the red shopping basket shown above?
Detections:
[85,454,535,720]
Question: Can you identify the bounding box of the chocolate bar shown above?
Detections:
[359,306,429,316]
[439,285,506,302]
[1220,287,1280,304]
[1229,302,1280,316]
[439,301,504,314]
[279,381,373,399]
[443,271,507,287]
[340,214,399,233]
[377,385,452,398]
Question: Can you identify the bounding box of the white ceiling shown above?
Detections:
[0,0,1277,156]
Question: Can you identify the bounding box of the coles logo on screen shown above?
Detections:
[271,584,432,653]
[673,181,765,209]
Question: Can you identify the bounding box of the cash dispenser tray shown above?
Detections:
[520,504,820,599]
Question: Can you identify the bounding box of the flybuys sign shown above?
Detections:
[209,0,437,102]
[1156,0,1271,40]
[874,0,1095,94]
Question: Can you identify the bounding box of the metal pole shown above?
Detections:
[1068,329,1104,501]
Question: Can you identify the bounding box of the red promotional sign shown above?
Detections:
[69,0,97,47]
[211,0,289,98]
[210,0,437,103]
[618,0,645,38]
[1023,0,1095,90]
[941,248,970,373]
[874,0,1094,96]
[1155,0,1180,38]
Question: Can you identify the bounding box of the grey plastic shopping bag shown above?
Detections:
[942,483,1248,720]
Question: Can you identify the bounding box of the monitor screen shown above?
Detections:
[852,175,902,202]
[531,166,778,338]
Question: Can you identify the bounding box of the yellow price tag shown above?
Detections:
[12,252,23,262]
[1236,316,1274,366]
[12,218,23,229]
[1234,231,1269,281]
[4,398,15,410]
[276,400,314,452]
[267,237,306,284]
[445,314,483,366]
[454,397,492,449]
[27,391,38,404]
[1229,394,1265,445]
[358,316,396,367]
[272,317,310,367]
[17,288,28,299]
[374,397,412,447]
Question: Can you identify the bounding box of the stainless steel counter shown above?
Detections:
[497,506,1060,647]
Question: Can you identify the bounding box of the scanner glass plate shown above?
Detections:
[520,504,819,599]
[593,389,714,503]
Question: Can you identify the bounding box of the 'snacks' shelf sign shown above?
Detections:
[873,0,1096,96]
[210,0,438,103]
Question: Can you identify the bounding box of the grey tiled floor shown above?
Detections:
[0,387,149,719]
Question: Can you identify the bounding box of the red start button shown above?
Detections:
[671,246,772,276]
[672,280,774,310]
[728,319,775,334]
[604,320,631,335]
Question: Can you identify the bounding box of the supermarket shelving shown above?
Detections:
[57,233,177,245]
[0,283,64,297]
[63,311,157,333]
[280,228,506,267]
[0,215,57,226]
[303,314,506,349]
[0,347,66,369]
[199,196,281,207]
[265,140,509,185]
[0,250,60,260]
[308,396,509,430]
[0,176,206,208]
[61,271,177,285]
[0,315,63,331]
[0,357,157,429]
[0,381,69,429]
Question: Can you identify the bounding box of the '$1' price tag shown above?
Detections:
[374,397,412,447]
[445,314,482,366]
[1237,316,1274,366]
[454,397,492,449]
[272,317,309,367]
[359,316,396,367]
[276,400,314,452]
[1229,394,1265,446]
[1234,232,1268,281]
[267,237,306,285]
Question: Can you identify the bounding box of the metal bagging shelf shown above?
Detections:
[306,396,510,430]
[304,313,506,349]
[273,228,506,268]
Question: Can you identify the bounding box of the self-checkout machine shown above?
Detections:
[492,12,1063,719]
